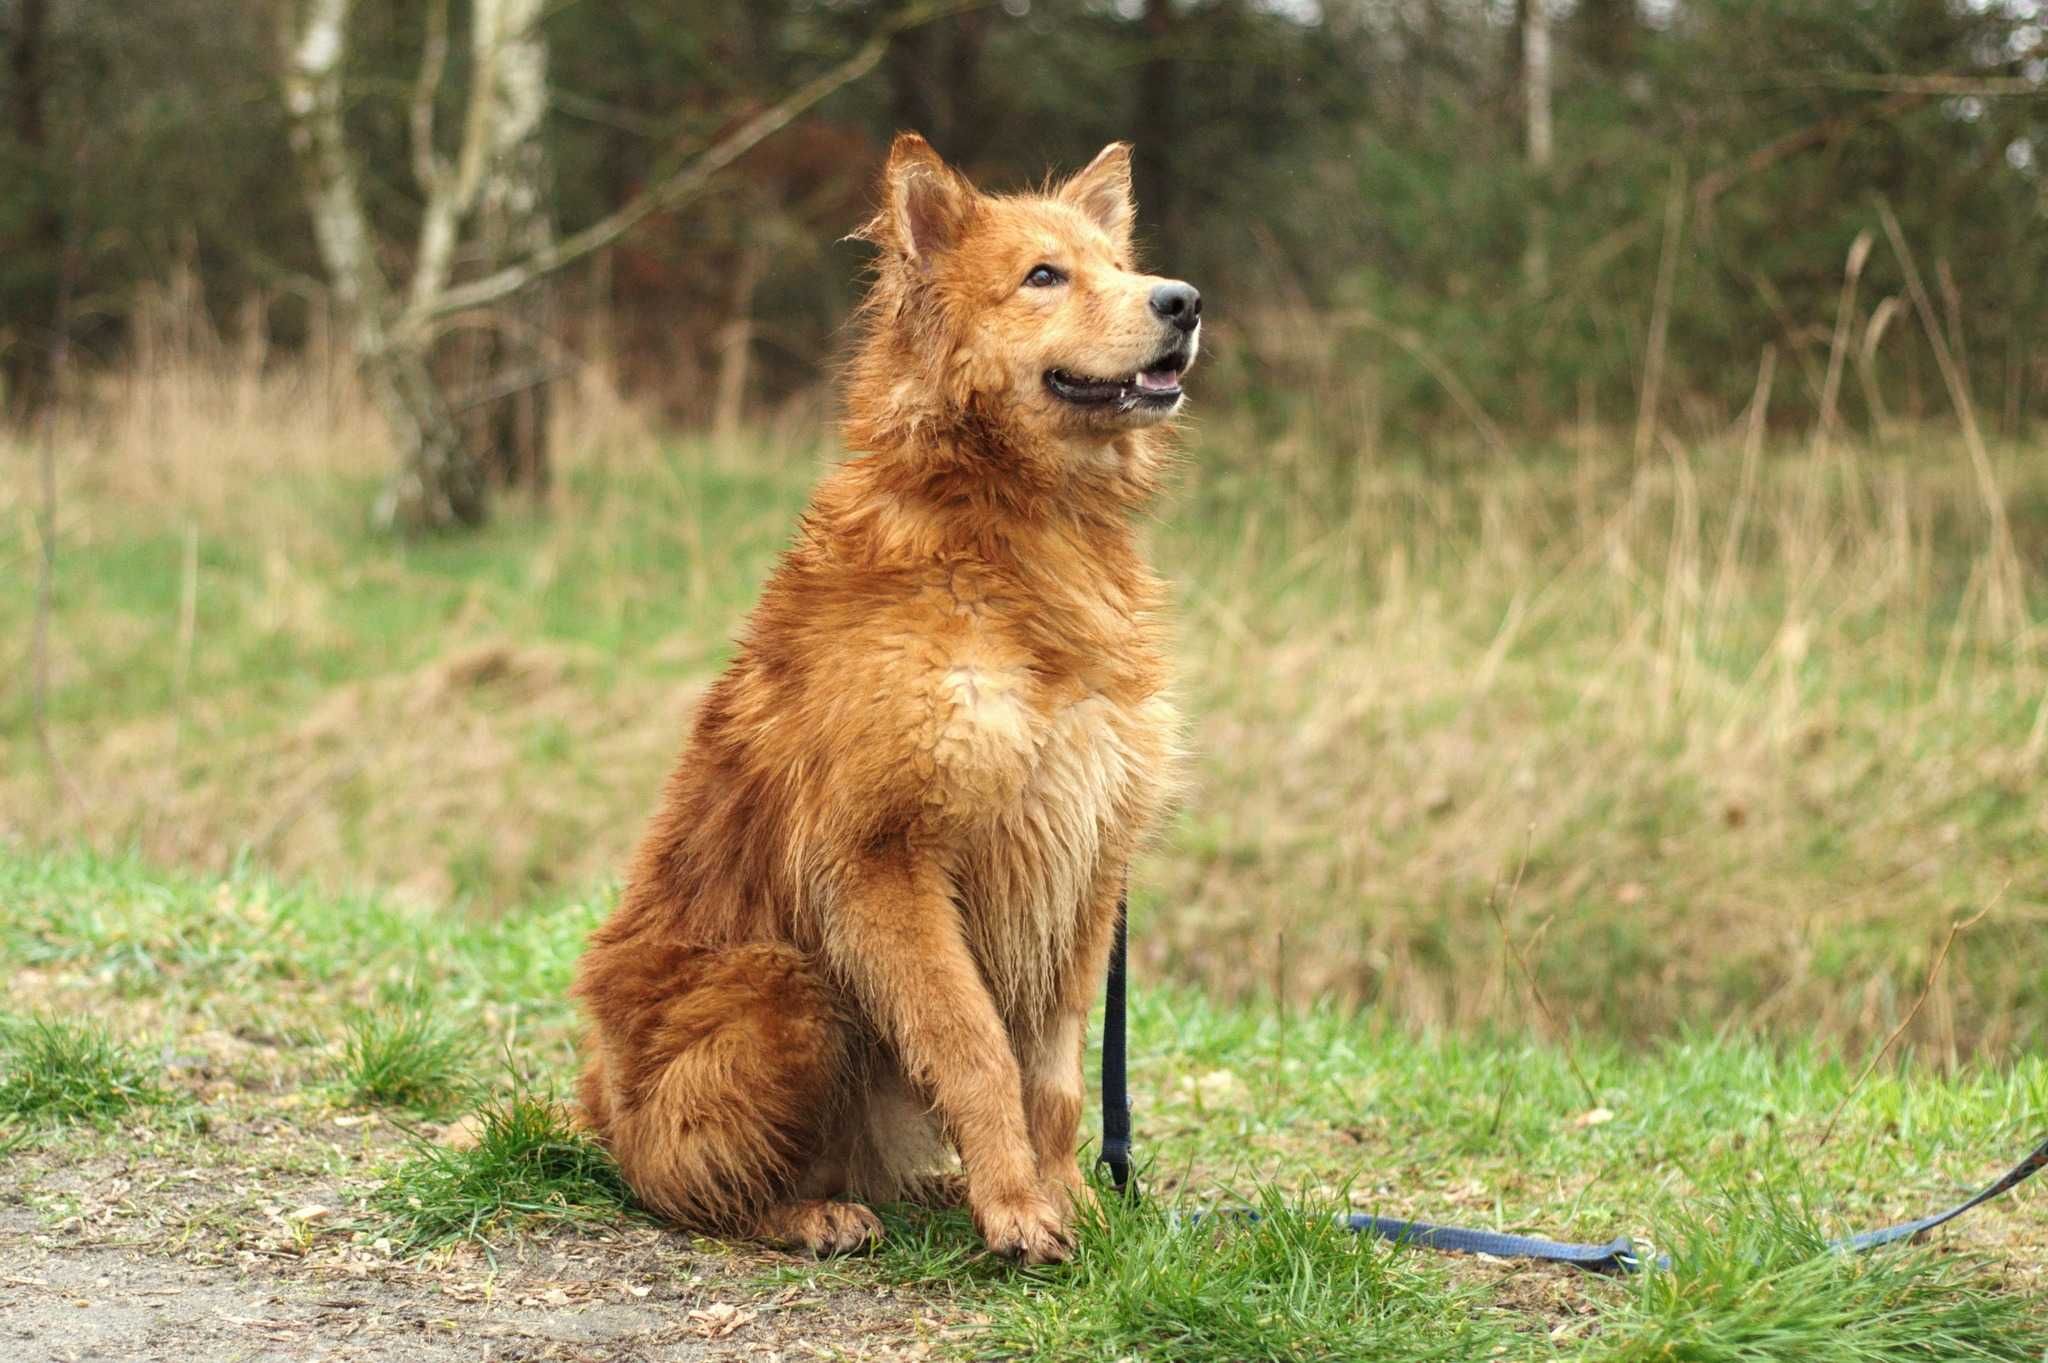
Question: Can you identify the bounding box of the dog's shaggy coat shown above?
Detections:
[571,133,1197,1262]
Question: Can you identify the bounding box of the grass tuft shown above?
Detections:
[334,1004,478,1113]
[369,1091,638,1253]
[1586,1183,2048,1360]
[0,1014,169,1127]
[851,1186,1525,1363]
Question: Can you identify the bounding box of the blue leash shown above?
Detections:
[1096,897,2047,1274]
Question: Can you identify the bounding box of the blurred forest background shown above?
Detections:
[3,0,2045,1053]
[2,0,2044,513]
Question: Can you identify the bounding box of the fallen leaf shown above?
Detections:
[688,1302,757,1339]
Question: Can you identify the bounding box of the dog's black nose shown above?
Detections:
[1150,281,1201,333]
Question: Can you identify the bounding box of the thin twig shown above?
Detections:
[29,183,81,807]
[1634,164,1686,463]
[1692,92,1924,234]
[1755,71,2046,98]
[1876,197,2023,638]
[1816,892,1999,1150]
[1707,344,1776,643]
[30,386,65,792]
[1328,307,1510,460]
[1268,930,1289,1125]
[241,747,375,865]
[1815,231,1872,444]
[171,521,199,757]
[445,360,580,415]
[1485,829,1597,1107]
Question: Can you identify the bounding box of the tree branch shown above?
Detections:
[1762,71,2048,98]
[413,2,970,327]
[408,0,450,196]
[411,0,507,312]
[1693,91,1925,232]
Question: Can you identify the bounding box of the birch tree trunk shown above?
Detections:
[280,0,931,531]
[467,0,554,493]
[283,0,481,530]
[1521,0,1553,295]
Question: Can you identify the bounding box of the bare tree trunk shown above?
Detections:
[1134,0,1178,266]
[885,9,994,160]
[283,0,481,530]
[1576,0,1637,73]
[5,0,46,196]
[4,0,62,417]
[1521,0,1553,295]
[367,345,483,529]
[468,0,554,494]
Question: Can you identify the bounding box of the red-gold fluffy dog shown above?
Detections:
[572,133,1198,1263]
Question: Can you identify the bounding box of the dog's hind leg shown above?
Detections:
[585,942,876,1254]
[846,1062,960,1208]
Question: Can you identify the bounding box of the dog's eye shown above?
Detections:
[1022,264,1066,288]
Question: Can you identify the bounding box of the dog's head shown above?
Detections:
[853,133,1200,448]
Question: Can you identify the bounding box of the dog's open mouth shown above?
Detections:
[1045,347,1191,411]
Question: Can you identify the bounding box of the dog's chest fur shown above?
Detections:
[912,554,1176,1021]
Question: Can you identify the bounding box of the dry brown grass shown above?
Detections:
[1152,428,2045,1049]
[2,341,2042,1052]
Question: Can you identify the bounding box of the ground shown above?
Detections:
[0,852,2043,1361]
[2,373,2045,1358]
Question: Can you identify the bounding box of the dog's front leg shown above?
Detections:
[822,845,1070,1264]
[1021,1008,1090,1208]
[1021,868,1125,1216]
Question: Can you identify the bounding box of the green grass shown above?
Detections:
[4,408,2043,1052]
[368,1091,638,1253]
[829,1185,2047,1363]
[1593,1184,2040,1362]
[0,849,2041,1358]
[977,1191,1521,1362]
[2,395,2045,1354]
[333,1003,479,1113]
[0,1013,169,1128]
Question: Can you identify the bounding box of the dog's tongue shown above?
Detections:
[1135,367,1181,392]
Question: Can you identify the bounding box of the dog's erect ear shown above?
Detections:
[869,132,976,267]
[1059,142,1136,253]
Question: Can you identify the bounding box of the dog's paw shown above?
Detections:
[760,1200,884,1257]
[973,1190,1073,1265]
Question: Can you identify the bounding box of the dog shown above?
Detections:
[570,132,1198,1264]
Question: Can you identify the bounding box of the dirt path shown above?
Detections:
[1,1219,946,1363]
